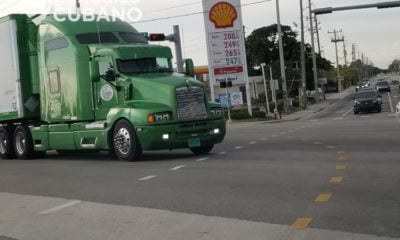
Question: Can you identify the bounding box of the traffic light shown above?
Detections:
[149,33,166,42]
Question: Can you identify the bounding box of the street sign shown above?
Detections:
[203,0,248,85]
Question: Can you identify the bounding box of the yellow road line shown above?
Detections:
[290,218,313,230]
[315,193,332,202]
[336,165,347,170]
[330,176,343,183]
[337,151,346,155]
[338,155,348,161]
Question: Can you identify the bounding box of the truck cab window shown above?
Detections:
[117,58,173,74]
[99,61,117,81]
[119,32,148,44]
[76,33,118,44]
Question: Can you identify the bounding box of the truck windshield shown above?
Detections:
[117,58,173,74]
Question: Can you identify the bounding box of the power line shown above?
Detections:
[133,0,271,24]
[143,0,201,14]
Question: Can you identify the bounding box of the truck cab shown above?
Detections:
[0,15,226,161]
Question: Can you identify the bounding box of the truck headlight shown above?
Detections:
[147,112,171,123]
[210,108,223,116]
[210,128,220,135]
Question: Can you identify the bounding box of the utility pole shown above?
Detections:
[261,63,271,115]
[343,39,348,66]
[76,0,81,14]
[314,15,321,54]
[352,43,356,63]
[300,0,307,109]
[308,0,319,102]
[329,29,344,92]
[275,0,289,111]
[173,25,184,73]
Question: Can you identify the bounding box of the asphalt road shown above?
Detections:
[0,76,400,240]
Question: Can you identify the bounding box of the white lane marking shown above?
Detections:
[272,135,278,137]
[388,92,395,113]
[196,157,209,162]
[333,117,343,120]
[326,146,337,149]
[138,175,157,181]
[235,146,243,149]
[38,200,81,215]
[218,151,227,155]
[310,119,319,122]
[248,141,256,145]
[170,165,185,171]
[361,115,371,118]
[342,107,353,117]
[313,142,322,145]
[261,138,268,141]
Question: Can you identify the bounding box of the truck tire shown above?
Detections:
[112,120,142,161]
[190,145,214,155]
[13,125,34,160]
[0,126,15,159]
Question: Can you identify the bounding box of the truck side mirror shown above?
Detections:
[185,59,195,77]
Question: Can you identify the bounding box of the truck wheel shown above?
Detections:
[112,120,142,161]
[0,126,15,159]
[190,145,214,155]
[13,125,34,160]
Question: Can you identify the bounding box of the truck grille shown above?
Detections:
[176,87,207,121]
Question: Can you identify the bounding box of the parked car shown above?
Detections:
[375,81,391,92]
[354,89,382,114]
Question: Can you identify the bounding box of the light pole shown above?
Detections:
[261,63,271,115]
[299,0,307,109]
[308,0,319,103]
[269,65,278,113]
[275,0,289,112]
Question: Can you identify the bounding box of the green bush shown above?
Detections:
[391,80,399,85]
[253,111,266,118]
[231,111,252,120]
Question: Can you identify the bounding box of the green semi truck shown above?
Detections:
[0,14,226,161]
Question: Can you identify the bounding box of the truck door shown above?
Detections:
[93,60,119,120]
[47,69,62,121]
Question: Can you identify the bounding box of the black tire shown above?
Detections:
[190,145,214,155]
[13,125,34,160]
[0,125,15,159]
[377,108,382,113]
[112,120,142,161]
[354,111,359,115]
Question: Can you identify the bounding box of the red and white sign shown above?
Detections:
[203,0,248,82]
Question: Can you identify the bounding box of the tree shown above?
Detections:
[245,24,333,95]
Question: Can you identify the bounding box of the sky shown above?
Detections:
[1,0,399,69]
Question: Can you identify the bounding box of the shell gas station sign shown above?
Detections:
[202,0,250,105]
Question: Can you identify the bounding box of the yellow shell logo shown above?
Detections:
[209,2,238,29]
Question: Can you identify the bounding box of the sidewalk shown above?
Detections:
[265,86,354,123]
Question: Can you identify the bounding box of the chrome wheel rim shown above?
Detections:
[114,128,131,155]
[0,133,7,154]
[15,132,26,155]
